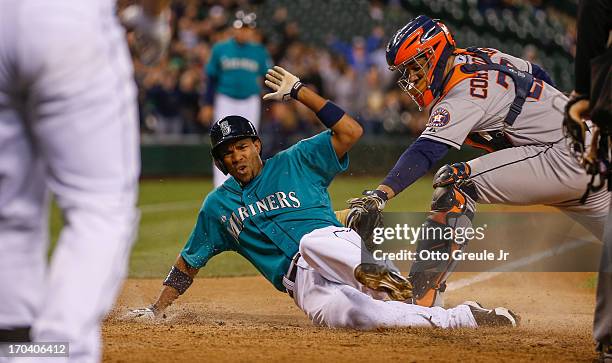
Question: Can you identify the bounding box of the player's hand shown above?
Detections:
[348,190,388,211]
[121,5,171,65]
[263,66,302,102]
[124,306,158,321]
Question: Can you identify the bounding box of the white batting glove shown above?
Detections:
[263,66,303,102]
[121,5,171,65]
[125,306,157,321]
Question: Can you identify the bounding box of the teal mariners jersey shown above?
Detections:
[181,131,348,291]
[206,38,272,99]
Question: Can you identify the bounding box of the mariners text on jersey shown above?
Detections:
[220,57,259,72]
[226,191,301,240]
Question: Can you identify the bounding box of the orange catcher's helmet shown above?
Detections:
[386,15,456,110]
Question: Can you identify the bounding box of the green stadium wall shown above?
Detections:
[141,138,486,177]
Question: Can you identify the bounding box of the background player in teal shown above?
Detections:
[128,66,518,330]
[200,11,272,187]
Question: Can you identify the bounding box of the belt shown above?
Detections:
[282,252,301,299]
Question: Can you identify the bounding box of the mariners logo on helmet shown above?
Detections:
[210,115,260,175]
[220,121,231,136]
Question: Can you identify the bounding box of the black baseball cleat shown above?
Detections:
[354,263,413,301]
[463,301,520,328]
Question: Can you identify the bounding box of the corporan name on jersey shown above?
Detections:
[468,54,490,99]
[220,57,259,72]
[226,191,301,241]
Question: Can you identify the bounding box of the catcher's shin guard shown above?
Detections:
[409,163,477,307]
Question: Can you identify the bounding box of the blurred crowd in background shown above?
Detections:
[125,0,578,152]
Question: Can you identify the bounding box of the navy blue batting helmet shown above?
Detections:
[210,115,260,174]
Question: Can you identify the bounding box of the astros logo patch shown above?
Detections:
[427,108,451,127]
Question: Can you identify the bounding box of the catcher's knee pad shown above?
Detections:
[409,163,478,307]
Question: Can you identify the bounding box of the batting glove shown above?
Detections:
[263,66,303,102]
[125,306,157,321]
[120,5,171,65]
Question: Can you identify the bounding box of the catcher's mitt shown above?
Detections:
[345,190,387,251]
[562,94,590,162]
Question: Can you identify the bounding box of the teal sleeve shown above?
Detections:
[180,198,230,269]
[260,47,272,76]
[290,130,349,186]
[206,45,220,78]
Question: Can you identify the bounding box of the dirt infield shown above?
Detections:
[103,272,599,362]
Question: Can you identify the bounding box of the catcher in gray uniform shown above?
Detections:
[345,15,610,308]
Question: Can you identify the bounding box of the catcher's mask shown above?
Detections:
[386,15,456,110]
[210,115,261,175]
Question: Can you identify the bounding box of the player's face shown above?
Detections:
[234,27,254,43]
[220,138,262,184]
[394,50,432,109]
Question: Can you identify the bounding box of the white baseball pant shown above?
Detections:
[212,94,261,187]
[0,1,139,362]
[292,226,478,329]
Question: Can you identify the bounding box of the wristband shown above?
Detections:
[163,266,193,295]
[290,81,304,99]
[363,189,388,202]
[316,101,345,128]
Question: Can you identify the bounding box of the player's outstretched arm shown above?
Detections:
[297,86,363,159]
[127,255,199,319]
[263,66,363,158]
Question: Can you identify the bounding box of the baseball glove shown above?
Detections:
[562,94,590,162]
[345,190,387,251]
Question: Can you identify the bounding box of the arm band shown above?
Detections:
[315,101,345,128]
[163,266,193,295]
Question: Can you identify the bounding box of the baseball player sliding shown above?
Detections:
[345,15,610,308]
[0,1,169,362]
[128,65,520,330]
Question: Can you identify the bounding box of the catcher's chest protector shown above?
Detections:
[433,48,538,153]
